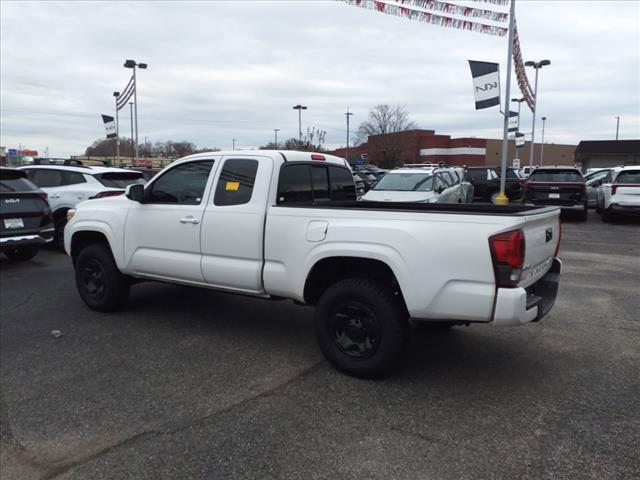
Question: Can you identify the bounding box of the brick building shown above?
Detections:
[329,129,576,168]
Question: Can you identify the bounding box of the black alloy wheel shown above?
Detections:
[80,258,106,300]
[329,301,381,360]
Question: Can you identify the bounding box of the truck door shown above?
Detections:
[200,156,273,293]
[123,159,217,282]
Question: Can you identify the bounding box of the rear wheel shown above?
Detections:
[4,245,40,261]
[315,278,408,379]
[54,217,67,252]
[75,243,130,311]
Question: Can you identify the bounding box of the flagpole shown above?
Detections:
[495,0,516,206]
[113,92,120,165]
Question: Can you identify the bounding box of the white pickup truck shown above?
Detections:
[65,150,562,378]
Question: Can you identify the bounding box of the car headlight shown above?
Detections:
[67,209,76,222]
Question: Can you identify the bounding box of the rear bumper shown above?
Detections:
[0,228,54,251]
[492,258,562,326]
[608,203,640,215]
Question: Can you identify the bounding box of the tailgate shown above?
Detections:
[519,208,561,288]
[613,184,640,205]
[527,182,584,205]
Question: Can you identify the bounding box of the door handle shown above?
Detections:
[179,216,200,224]
[49,194,60,199]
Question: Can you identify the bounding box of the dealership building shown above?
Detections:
[329,129,576,168]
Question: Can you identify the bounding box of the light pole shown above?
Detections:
[525,59,551,169]
[124,59,148,160]
[345,107,354,164]
[615,116,620,140]
[540,116,547,165]
[274,129,280,149]
[129,102,135,164]
[232,139,236,150]
[511,97,525,160]
[113,91,120,163]
[292,104,307,142]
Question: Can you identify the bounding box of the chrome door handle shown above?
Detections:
[179,216,200,224]
[49,194,60,199]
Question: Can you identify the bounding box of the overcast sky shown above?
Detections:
[1,0,639,157]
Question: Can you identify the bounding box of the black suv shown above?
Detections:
[1,167,54,260]
[524,166,587,221]
[467,166,524,203]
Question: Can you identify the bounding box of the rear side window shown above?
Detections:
[330,166,356,200]
[615,171,640,184]
[30,169,63,188]
[467,169,488,182]
[529,169,583,182]
[96,172,144,188]
[60,171,86,186]
[214,159,259,206]
[0,170,38,192]
[277,164,355,204]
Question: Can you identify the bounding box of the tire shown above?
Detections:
[4,245,40,261]
[577,205,588,222]
[75,243,130,312]
[54,217,67,252]
[315,277,408,379]
[601,209,614,223]
[490,191,500,204]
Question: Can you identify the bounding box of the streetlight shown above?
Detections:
[232,139,236,150]
[540,116,547,165]
[345,107,354,164]
[113,91,120,162]
[615,116,620,140]
[129,102,135,164]
[292,104,307,142]
[524,59,550,168]
[511,97,525,160]
[274,129,280,149]
[124,59,148,159]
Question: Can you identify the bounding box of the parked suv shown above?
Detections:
[360,165,469,203]
[1,167,54,261]
[467,166,523,203]
[524,166,587,221]
[19,165,145,250]
[595,166,640,221]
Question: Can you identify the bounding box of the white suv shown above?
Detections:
[595,166,640,221]
[360,165,469,203]
[19,165,145,249]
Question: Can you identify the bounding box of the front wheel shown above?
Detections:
[315,278,408,379]
[4,245,40,261]
[54,217,67,252]
[75,243,130,311]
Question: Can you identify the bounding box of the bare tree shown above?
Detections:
[356,104,417,168]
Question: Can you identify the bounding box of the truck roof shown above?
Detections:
[179,150,350,168]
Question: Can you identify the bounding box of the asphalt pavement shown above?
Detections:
[1,212,639,480]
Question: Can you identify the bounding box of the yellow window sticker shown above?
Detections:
[226,181,240,191]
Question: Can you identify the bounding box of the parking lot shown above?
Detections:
[1,213,639,480]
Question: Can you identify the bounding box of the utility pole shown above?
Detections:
[495,0,516,205]
[274,129,280,149]
[113,91,120,163]
[615,116,620,140]
[345,107,354,164]
[129,102,134,165]
[525,59,551,168]
[540,116,547,165]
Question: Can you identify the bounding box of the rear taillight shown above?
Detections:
[36,192,48,201]
[489,229,525,288]
[89,190,124,199]
[311,154,326,161]
[554,216,562,258]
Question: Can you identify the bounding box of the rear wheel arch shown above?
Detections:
[303,256,407,310]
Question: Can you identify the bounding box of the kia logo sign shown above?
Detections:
[4,198,20,203]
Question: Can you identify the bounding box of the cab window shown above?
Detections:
[214,159,259,206]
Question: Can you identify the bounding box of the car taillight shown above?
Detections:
[36,191,48,201]
[311,154,326,161]
[89,190,124,199]
[489,229,525,288]
[554,216,562,258]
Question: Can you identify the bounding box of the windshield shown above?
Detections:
[95,172,145,188]
[373,172,433,191]
[529,169,583,182]
[616,171,640,184]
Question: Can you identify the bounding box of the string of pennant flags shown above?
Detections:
[116,74,136,110]
[342,0,535,111]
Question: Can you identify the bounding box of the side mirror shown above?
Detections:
[126,184,145,203]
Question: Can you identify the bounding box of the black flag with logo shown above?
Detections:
[468,60,500,110]
[102,114,116,139]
